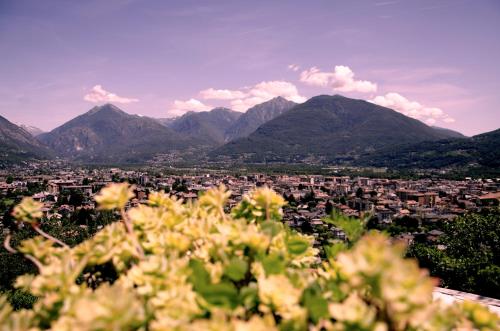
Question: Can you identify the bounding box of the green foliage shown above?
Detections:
[0,185,498,330]
[301,282,329,323]
[172,178,188,193]
[407,208,500,298]
[4,290,37,310]
[0,209,119,310]
[324,212,366,244]
[224,257,248,282]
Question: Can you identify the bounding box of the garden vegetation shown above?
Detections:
[1,184,498,330]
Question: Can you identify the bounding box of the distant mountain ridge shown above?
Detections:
[0,115,52,164]
[224,96,297,141]
[169,107,241,145]
[1,95,494,170]
[213,95,456,163]
[355,128,500,171]
[19,124,45,137]
[431,126,466,138]
[38,104,199,163]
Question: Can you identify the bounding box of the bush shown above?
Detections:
[407,208,500,298]
[1,184,498,330]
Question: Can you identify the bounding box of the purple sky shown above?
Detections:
[1,0,499,136]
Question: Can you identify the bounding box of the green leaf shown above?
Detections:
[261,253,286,275]
[239,283,258,309]
[189,259,239,309]
[287,236,309,255]
[324,212,365,244]
[260,220,282,237]
[201,282,239,309]
[324,242,348,260]
[302,283,329,323]
[188,259,210,291]
[224,257,248,281]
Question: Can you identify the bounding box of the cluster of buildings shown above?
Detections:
[1,166,499,242]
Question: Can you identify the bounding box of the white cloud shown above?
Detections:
[233,81,306,111]
[199,80,306,112]
[300,65,377,93]
[369,92,455,125]
[169,98,212,116]
[84,85,139,104]
[251,81,305,102]
[425,118,436,126]
[288,64,300,72]
[299,67,332,87]
[199,88,247,100]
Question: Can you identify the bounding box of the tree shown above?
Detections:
[355,187,363,198]
[172,179,188,193]
[68,189,85,207]
[283,193,297,207]
[302,189,315,203]
[325,200,333,215]
[407,208,500,298]
[71,208,93,226]
[6,175,14,184]
[111,173,121,183]
[394,216,419,232]
[366,215,380,230]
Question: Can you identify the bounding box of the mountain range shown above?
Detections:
[224,96,297,141]
[0,115,53,165]
[354,128,500,171]
[37,104,199,163]
[18,124,45,137]
[168,107,241,145]
[212,95,458,163]
[1,95,497,173]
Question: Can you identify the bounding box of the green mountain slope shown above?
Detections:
[170,108,241,145]
[38,104,200,163]
[0,115,53,164]
[224,96,297,141]
[355,128,500,170]
[212,95,452,163]
[431,126,466,138]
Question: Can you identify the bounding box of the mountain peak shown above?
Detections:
[262,96,289,105]
[169,107,241,145]
[224,97,298,141]
[38,104,193,163]
[87,103,125,116]
[210,107,233,113]
[215,94,454,162]
[0,115,52,163]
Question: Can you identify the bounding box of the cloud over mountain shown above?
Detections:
[200,88,246,100]
[300,65,377,93]
[170,98,212,116]
[200,80,306,112]
[84,85,139,104]
[369,92,454,125]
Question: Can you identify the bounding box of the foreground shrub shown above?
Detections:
[1,184,498,330]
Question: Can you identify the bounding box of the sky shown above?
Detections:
[0,0,499,136]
